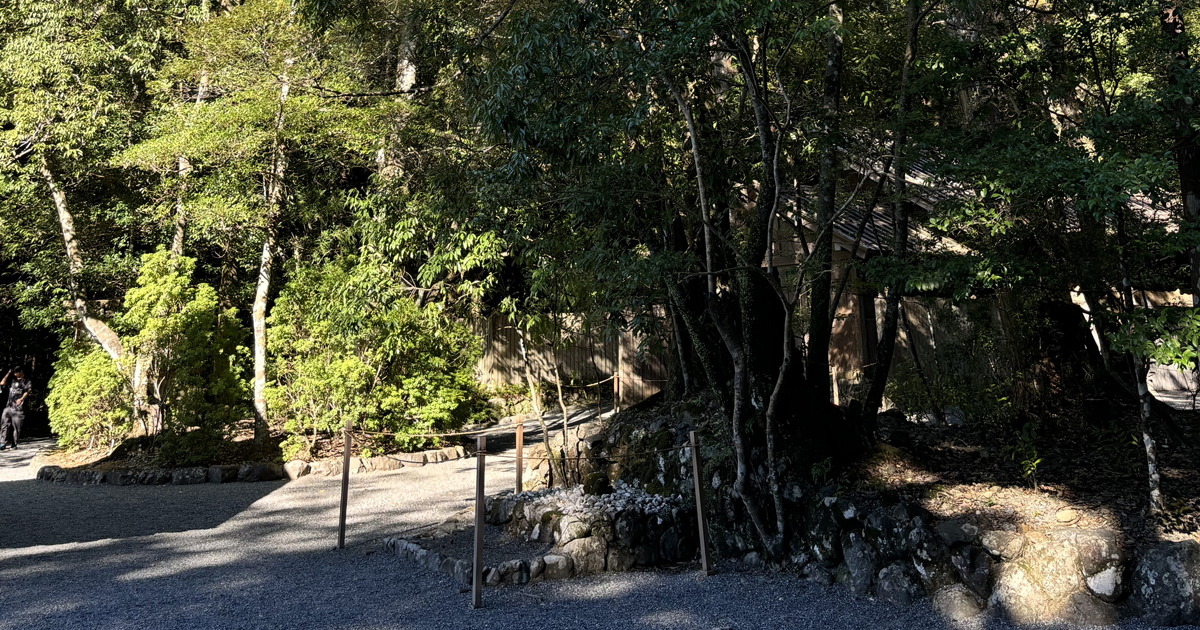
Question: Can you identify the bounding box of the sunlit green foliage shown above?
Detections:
[266,255,489,461]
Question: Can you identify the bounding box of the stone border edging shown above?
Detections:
[383,536,572,588]
[31,445,468,487]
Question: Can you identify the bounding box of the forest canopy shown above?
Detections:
[2,0,1199,555]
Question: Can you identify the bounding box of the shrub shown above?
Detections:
[47,342,132,452]
[119,250,251,465]
[267,260,489,460]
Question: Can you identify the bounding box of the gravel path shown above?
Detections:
[0,428,1179,629]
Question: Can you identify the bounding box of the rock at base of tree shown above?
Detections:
[284,460,310,480]
[543,554,574,580]
[1131,539,1200,626]
[171,467,208,485]
[238,462,283,482]
[208,465,239,483]
[932,584,983,621]
[875,562,925,606]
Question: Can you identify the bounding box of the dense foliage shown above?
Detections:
[3,0,1200,556]
[267,256,487,461]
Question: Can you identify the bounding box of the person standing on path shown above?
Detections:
[1,366,32,450]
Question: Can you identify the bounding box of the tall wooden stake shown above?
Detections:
[337,415,352,550]
[614,339,622,414]
[515,422,524,493]
[689,431,715,576]
[472,436,486,609]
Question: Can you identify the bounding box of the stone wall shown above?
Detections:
[538,403,1200,626]
[484,483,695,573]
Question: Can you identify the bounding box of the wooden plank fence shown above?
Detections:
[470,313,668,409]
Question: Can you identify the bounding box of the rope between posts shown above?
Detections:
[485,444,689,462]
[348,418,548,439]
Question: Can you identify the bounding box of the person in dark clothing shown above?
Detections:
[1,366,32,450]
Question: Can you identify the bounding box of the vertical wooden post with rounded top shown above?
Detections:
[472,436,486,609]
[515,422,524,493]
[689,430,715,576]
[337,415,352,550]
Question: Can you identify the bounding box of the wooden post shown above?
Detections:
[832,365,841,406]
[472,436,486,609]
[689,431,716,576]
[614,339,622,414]
[515,422,524,493]
[337,415,352,550]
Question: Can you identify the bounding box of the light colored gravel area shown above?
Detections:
[0,437,52,482]
[0,426,1179,630]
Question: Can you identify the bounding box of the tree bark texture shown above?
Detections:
[1159,1,1200,305]
[806,2,844,404]
[252,62,292,445]
[861,0,920,430]
[41,159,125,362]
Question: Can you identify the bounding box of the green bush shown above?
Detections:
[47,342,132,452]
[267,260,489,461]
[45,250,250,464]
[119,250,251,465]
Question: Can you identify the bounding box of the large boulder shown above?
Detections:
[542,554,574,580]
[1131,539,1200,626]
[807,504,842,567]
[907,519,956,591]
[950,545,992,598]
[932,584,983,621]
[284,460,310,480]
[105,470,136,486]
[989,528,1123,626]
[562,536,607,574]
[171,467,208,485]
[980,530,1026,561]
[864,508,909,563]
[138,469,172,485]
[238,462,284,482]
[842,531,878,596]
[208,465,239,483]
[556,516,591,545]
[875,562,924,606]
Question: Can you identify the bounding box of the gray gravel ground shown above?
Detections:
[0,432,1187,629]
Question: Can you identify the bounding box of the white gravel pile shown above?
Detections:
[511,480,684,519]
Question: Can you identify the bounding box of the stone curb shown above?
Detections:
[31,445,469,487]
[382,536,551,588]
[34,462,285,486]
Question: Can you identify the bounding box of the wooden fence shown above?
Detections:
[470,313,668,409]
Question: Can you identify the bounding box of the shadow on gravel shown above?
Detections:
[0,480,285,549]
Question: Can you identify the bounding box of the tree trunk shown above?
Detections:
[1137,359,1166,513]
[252,62,292,445]
[861,0,920,431]
[41,159,124,361]
[1159,1,1200,305]
[252,226,276,444]
[805,1,845,404]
